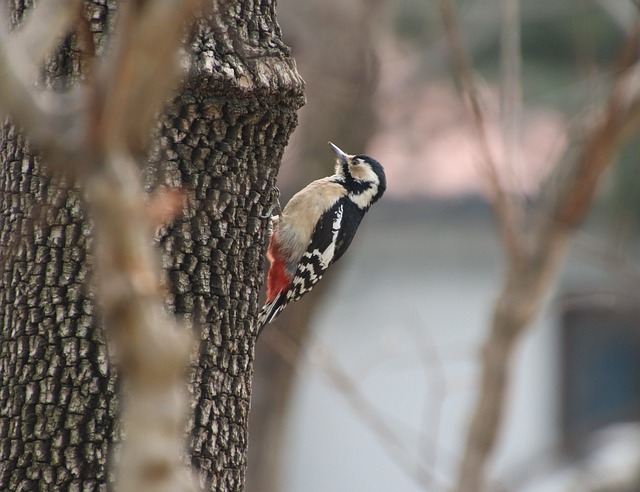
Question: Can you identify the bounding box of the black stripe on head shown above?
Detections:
[340,155,386,206]
[341,158,350,178]
[354,154,386,197]
[342,177,372,195]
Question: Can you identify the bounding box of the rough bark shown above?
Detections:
[0,1,304,491]
[168,13,304,486]
[0,133,112,488]
[0,4,114,489]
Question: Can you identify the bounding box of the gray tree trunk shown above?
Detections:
[0,1,304,491]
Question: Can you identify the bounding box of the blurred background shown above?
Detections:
[248,1,640,491]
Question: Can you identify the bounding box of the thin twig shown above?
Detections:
[437,0,526,263]
[262,328,451,491]
[453,25,640,492]
[500,0,523,198]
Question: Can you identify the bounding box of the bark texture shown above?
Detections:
[0,1,304,491]
[0,128,112,489]
[166,10,304,487]
[0,4,115,489]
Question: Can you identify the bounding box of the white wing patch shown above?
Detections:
[284,204,345,304]
[320,204,343,267]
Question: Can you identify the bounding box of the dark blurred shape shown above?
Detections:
[560,293,640,454]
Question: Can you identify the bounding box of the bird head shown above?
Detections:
[329,142,386,207]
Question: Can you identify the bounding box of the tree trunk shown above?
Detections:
[0,2,304,491]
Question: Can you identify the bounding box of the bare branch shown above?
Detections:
[0,10,86,169]
[1,1,206,489]
[407,315,449,490]
[98,0,203,153]
[545,25,640,229]
[437,0,526,262]
[500,0,523,199]
[263,328,451,491]
[11,0,82,77]
[86,150,198,492]
[0,24,51,134]
[454,25,640,492]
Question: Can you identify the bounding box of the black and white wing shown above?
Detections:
[286,198,365,304]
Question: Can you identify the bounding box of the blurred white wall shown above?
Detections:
[279,202,632,492]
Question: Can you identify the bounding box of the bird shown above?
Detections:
[257,141,386,332]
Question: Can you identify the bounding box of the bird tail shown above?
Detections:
[257,292,288,335]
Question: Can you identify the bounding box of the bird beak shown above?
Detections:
[328,141,349,165]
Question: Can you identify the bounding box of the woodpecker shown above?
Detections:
[257,142,386,331]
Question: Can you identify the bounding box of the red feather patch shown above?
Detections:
[266,237,290,302]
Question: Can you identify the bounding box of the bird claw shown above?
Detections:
[261,186,282,219]
[260,205,276,219]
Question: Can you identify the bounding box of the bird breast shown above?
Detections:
[274,178,346,269]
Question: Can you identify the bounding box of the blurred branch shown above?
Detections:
[593,0,637,31]
[0,18,81,163]
[437,0,526,263]
[408,315,449,490]
[87,151,198,492]
[11,0,83,77]
[547,26,640,227]
[98,0,202,153]
[262,328,451,491]
[0,1,204,490]
[453,24,640,492]
[500,0,522,196]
